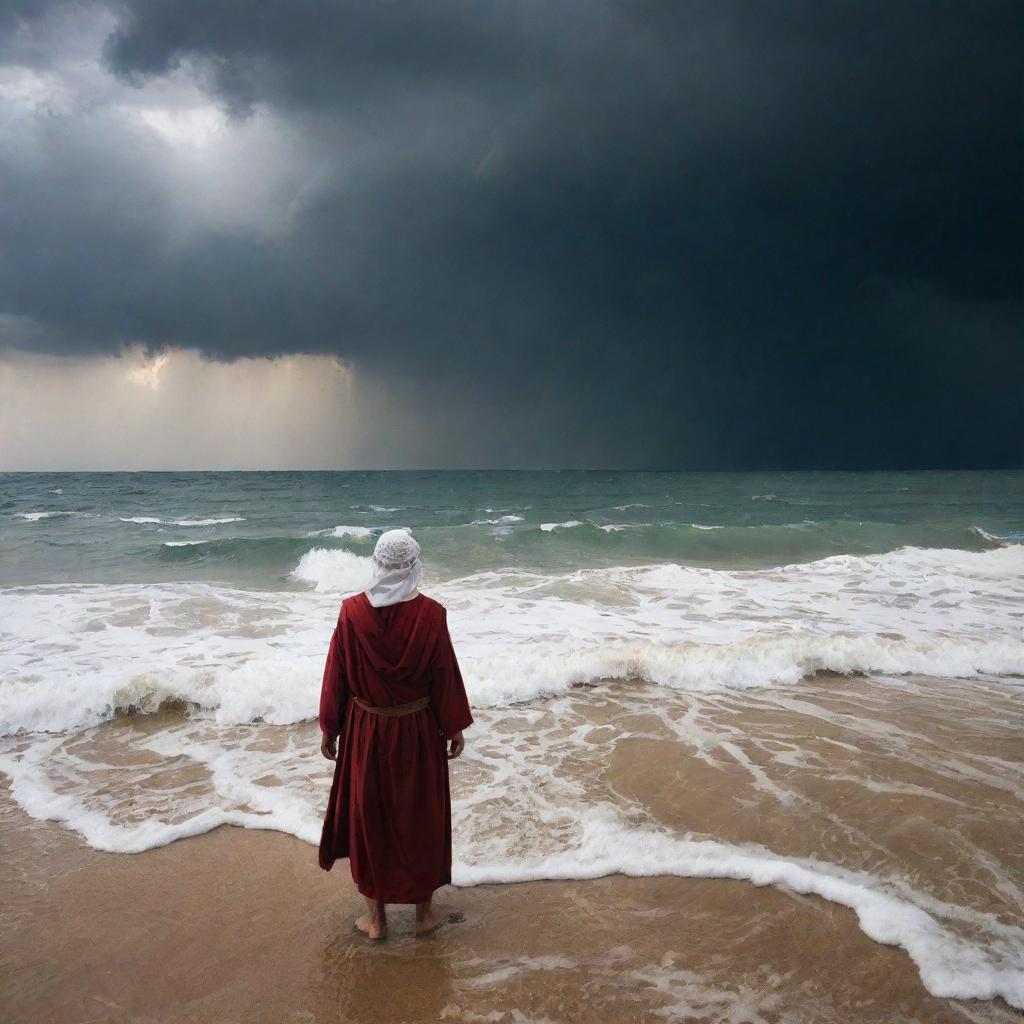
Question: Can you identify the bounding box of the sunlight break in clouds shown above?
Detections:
[136,106,226,148]
[0,347,359,470]
[125,351,171,390]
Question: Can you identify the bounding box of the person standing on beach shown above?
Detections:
[318,528,473,939]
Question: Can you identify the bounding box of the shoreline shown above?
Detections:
[2,786,1018,1024]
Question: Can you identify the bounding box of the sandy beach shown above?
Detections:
[4,674,1022,1024]
[3,792,1011,1024]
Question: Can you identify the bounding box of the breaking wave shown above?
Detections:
[14,511,90,521]
[306,525,375,540]
[290,547,374,593]
[120,516,246,526]
[2,544,1022,735]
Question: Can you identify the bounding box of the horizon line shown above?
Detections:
[2,466,1022,475]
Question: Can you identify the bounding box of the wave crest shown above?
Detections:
[2,543,1022,735]
[120,516,245,526]
[290,547,373,593]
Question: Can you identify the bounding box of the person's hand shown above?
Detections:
[320,732,338,761]
[447,731,465,760]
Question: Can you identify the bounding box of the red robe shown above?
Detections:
[318,592,474,903]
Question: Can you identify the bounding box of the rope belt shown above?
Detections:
[352,695,430,717]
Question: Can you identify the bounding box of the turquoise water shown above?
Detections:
[3,470,1022,586]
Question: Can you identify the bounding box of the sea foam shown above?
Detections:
[119,516,245,526]
[540,520,584,531]
[2,544,1023,735]
[454,809,1024,1008]
[15,511,86,521]
[290,547,374,593]
[1,734,1020,1008]
[306,525,375,540]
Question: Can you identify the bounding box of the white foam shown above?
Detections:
[538,520,646,532]
[473,515,525,526]
[436,544,1024,706]
[0,583,334,734]
[454,809,1024,1008]
[307,525,374,540]
[2,652,1023,1012]
[15,511,75,521]
[290,547,373,594]
[970,525,1022,546]
[0,738,323,854]
[1,730,1020,1009]
[460,634,1024,707]
[689,523,723,530]
[3,544,1024,734]
[119,516,245,526]
[172,517,246,526]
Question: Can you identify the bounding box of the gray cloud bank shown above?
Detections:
[1,0,1021,468]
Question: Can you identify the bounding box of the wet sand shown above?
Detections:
[2,784,1020,1024]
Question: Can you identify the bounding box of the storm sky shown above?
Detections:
[0,1,1021,470]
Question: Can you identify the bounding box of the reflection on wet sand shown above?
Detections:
[316,928,456,1023]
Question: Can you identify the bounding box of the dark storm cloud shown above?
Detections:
[0,0,1021,467]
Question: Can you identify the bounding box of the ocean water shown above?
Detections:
[1,470,1023,1011]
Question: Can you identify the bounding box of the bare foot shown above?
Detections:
[415,906,465,937]
[354,914,387,940]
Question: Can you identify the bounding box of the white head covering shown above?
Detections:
[364,528,423,608]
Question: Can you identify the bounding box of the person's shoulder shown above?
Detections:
[416,593,447,618]
[339,592,367,617]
